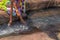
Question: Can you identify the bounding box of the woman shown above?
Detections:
[8,0,26,26]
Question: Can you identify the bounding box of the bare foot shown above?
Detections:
[8,21,12,26]
[22,21,26,25]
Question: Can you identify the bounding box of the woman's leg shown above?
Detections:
[13,1,26,24]
[8,0,13,26]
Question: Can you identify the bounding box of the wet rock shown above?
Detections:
[0,21,33,37]
[6,0,60,10]
[26,0,60,10]
[0,10,33,36]
[26,0,53,10]
[0,10,9,24]
[0,10,18,24]
[28,8,60,31]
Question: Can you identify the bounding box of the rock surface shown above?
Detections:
[0,10,18,24]
[28,8,60,31]
[26,0,52,10]
[0,10,9,24]
[0,31,59,40]
[26,0,60,10]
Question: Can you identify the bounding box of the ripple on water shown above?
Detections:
[0,21,32,36]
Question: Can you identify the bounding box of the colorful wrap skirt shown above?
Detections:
[7,0,26,16]
[7,7,22,16]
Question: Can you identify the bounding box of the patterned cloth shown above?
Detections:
[7,0,26,16]
[7,7,22,16]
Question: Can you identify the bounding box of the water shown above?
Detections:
[0,21,32,36]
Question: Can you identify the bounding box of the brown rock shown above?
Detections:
[26,0,60,10]
[28,8,60,31]
[26,0,50,10]
[0,10,17,24]
[0,32,56,40]
[0,10,9,24]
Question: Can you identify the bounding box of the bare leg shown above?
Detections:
[8,0,13,26]
[16,10,26,24]
[13,2,26,24]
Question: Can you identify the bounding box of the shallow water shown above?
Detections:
[0,8,60,37]
[28,8,60,31]
[0,21,33,36]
